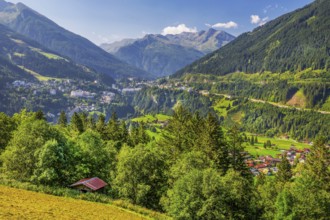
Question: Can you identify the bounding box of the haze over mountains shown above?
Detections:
[0,0,150,79]
[175,0,330,78]
[101,29,235,77]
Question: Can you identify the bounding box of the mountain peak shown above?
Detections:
[15,2,29,11]
[0,0,13,10]
[206,28,217,34]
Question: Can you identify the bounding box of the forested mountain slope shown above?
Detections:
[0,24,113,84]
[0,0,151,79]
[174,0,330,77]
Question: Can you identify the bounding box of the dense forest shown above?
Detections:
[132,87,213,115]
[174,0,330,78]
[178,71,330,110]
[0,108,329,219]
[131,86,330,142]
[230,101,330,141]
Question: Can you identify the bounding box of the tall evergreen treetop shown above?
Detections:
[276,155,292,183]
[57,111,67,127]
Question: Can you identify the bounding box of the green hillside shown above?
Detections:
[0,24,114,85]
[0,185,148,220]
[175,0,330,77]
[0,1,152,79]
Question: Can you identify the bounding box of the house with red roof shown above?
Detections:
[70,177,107,192]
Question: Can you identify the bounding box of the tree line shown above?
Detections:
[0,107,329,219]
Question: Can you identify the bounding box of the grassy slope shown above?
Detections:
[132,114,171,123]
[0,185,146,220]
[212,97,311,157]
[213,97,233,117]
[244,136,310,157]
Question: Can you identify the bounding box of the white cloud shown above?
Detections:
[251,15,269,26]
[251,15,261,24]
[259,17,269,26]
[209,21,238,29]
[161,24,197,35]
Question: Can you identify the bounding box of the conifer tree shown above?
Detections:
[57,111,67,127]
[70,112,84,134]
[200,113,229,174]
[79,112,88,131]
[34,110,46,121]
[0,112,16,150]
[137,122,150,144]
[86,115,96,130]
[267,140,272,148]
[96,114,107,139]
[304,137,330,190]
[119,120,129,144]
[276,155,292,183]
[226,126,251,178]
[250,136,255,145]
[107,112,120,141]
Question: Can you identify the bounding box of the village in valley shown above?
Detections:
[245,146,311,176]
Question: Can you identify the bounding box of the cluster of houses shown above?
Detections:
[246,146,311,176]
[70,90,96,99]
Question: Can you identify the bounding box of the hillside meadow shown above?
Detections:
[0,185,146,220]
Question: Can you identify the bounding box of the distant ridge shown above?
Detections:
[174,0,330,77]
[0,23,114,84]
[0,0,152,79]
[101,29,235,77]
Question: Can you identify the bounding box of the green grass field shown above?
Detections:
[0,185,147,220]
[147,129,163,140]
[213,97,233,116]
[132,114,171,123]
[18,66,63,82]
[29,46,67,61]
[13,52,25,57]
[244,135,310,157]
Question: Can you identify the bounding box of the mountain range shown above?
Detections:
[101,29,235,77]
[0,0,151,79]
[0,23,114,85]
[174,0,330,78]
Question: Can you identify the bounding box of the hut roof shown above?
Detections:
[70,177,107,191]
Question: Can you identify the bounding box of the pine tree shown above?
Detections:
[255,136,258,143]
[267,140,272,148]
[96,114,107,139]
[276,155,292,183]
[79,112,88,131]
[107,112,120,141]
[119,120,129,144]
[250,136,255,145]
[34,110,46,121]
[304,137,330,190]
[70,112,84,134]
[86,115,96,130]
[57,111,67,127]
[200,113,229,174]
[227,126,251,178]
[137,122,150,144]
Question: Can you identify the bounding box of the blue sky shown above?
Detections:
[9,0,313,45]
